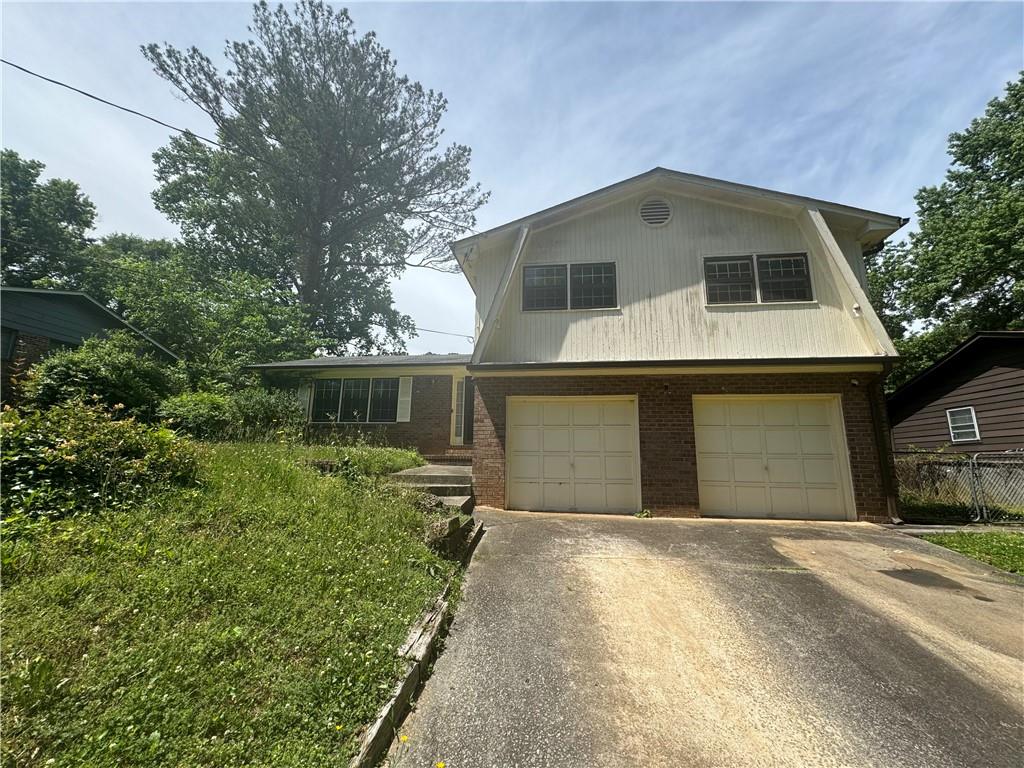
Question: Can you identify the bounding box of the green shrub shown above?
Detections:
[23,331,185,420]
[158,391,233,439]
[1,402,199,524]
[337,445,424,475]
[226,387,304,439]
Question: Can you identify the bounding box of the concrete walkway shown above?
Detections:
[391,510,1024,768]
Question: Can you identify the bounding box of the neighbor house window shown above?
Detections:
[570,262,617,309]
[523,262,617,311]
[523,264,568,310]
[757,254,812,302]
[704,252,813,305]
[704,256,756,304]
[946,407,980,442]
[311,377,401,423]
[1,327,16,360]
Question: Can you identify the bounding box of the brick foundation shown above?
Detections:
[306,374,456,456]
[472,372,895,523]
[1,333,50,404]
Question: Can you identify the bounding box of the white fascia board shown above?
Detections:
[798,208,898,357]
[471,225,530,365]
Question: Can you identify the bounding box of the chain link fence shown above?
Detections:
[894,450,1024,523]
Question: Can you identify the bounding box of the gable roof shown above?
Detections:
[887,331,1024,411]
[1,286,179,361]
[452,167,907,257]
[249,353,471,371]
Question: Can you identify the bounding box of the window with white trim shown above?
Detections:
[704,252,813,305]
[311,377,403,423]
[522,262,617,311]
[946,407,981,442]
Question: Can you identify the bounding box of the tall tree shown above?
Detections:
[143,0,488,353]
[0,150,97,286]
[866,73,1024,390]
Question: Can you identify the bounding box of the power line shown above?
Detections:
[416,326,473,342]
[2,58,223,149]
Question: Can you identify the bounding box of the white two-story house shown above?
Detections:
[255,168,905,522]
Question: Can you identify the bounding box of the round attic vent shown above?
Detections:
[639,197,672,227]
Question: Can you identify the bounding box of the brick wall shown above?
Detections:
[306,374,454,456]
[1,333,50,403]
[472,372,895,523]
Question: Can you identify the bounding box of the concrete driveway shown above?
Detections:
[393,510,1024,768]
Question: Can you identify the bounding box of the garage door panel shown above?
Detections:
[543,402,570,426]
[735,486,769,515]
[573,483,606,511]
[697,456,731,483]
[695,401,727,426]
[542,482,572,509]
[572,428,601,453]
[573,455,603,480]
[606,483,639,511]
[602,402,634,426]
[803,458,838,484]
[798,401,830,426]
[695,426,730,454]
[767,458,803,484]
[511,426,541,452]
[573,403,601,426]
[733,458,765,483]
[542,454,571,480]
[605,455,634,481]
[543,429,570,452]
[765,429,799,455]
[509,453,540,480]
[603,426,635,453]
[511,403,541,426]
[508,481,541,510]
[763,401,798,426]
[729,402,761,426]
[729,428,763,454]
[769,486,808,517]
[799,430,833,455]
[695,396,851,521]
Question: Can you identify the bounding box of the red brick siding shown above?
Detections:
[306,374,454,456]
[472,372,894,522]
[1,333,50,403]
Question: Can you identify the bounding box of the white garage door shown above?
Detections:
[507,397,640,513]
[693,396,854,521]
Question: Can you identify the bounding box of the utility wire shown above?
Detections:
[416,327,473,342]
[2,58,224,149]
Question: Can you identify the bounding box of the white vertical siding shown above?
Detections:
[474,191,877,363]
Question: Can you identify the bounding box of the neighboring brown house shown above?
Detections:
[888,332,1024,454]
[1,286,178,402]
[259,169,908,522]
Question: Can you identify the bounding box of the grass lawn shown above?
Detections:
[921,532,1024,574]
[2,442,456,767]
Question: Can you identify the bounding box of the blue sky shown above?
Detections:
[2,2,1021,354]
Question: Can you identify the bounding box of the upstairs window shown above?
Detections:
[704,252,813,305]
[757,254,812,302]
[946,407,980,442]
[704,257,756,304]
[523,262,617,311]
[570,263,617,309]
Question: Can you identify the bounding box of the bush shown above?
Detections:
[23,331,185,420]
[158,391,233,439]
[1,402,199,523]
[227,387,304,439]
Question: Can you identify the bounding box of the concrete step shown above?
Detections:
[399,482,472,497]
[439,495,474,515]
[393,473,471,486]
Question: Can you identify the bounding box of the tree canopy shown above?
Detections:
[1,149,97,287]
[143,0,487,353]
[869,72,1023,390]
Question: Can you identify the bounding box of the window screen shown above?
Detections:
[339,379,370,422]
[757,254,812,302]
[704,257,756,304]
[570,263,617,309]
[311,380,342,422]
[523,264,568,310]
[368,378,400,422]
[947,407,980,442]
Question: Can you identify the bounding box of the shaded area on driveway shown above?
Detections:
[392,511,1024,768]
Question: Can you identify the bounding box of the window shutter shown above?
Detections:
[397,377,413,422]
